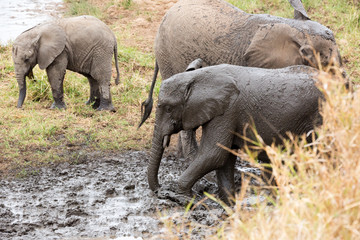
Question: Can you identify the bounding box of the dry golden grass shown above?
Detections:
[221,73,359,239]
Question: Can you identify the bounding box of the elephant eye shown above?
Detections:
[165,106,172,113]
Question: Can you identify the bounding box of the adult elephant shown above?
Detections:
[148,64,324,203]
[139,0,344,156]
[12,15,120,111]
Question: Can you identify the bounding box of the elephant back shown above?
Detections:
[59,16,116,72]
[155,0,251,80]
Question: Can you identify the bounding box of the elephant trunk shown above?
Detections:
[147,122,166,191]
[16,73,27,108]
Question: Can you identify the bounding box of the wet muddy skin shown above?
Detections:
[0,151,262,239]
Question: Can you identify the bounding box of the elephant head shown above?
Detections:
[244,21,342,70]
[139,58,208,128]
[243,0,342,70]
[244,0,343,71]
[12,23,66,108]
[148,68,238,191]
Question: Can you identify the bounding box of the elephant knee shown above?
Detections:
[99,85,111,100]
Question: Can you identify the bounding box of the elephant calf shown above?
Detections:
[148,64,325,203]
[12,15,120,111]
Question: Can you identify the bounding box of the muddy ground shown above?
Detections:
[0,150,263,239]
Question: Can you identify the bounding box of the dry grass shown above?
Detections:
[220,71,360,239]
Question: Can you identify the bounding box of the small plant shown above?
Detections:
[121,0,133,9]
[27,75,52,103]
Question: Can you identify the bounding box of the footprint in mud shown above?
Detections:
[0,151,264,239]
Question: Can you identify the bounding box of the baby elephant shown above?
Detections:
[12,15,120,111]
[148,64,324,203]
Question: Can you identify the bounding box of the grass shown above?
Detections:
[121,0,134,10]
[0,0,158,175]
[64,0,104,18]
[217,72,360,239]
[0,0,359,238]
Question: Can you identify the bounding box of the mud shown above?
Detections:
[0,151,263,239]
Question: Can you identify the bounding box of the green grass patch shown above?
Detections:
[64,0,104,18]
[121,0,133,9]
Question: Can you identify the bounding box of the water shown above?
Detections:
[0,0,64,45]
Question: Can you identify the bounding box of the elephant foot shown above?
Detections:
[96,104,116,112]
[50,101,66,110]
[86,98,101,109]
[156,181,195,206]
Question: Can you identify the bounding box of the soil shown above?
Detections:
[0,151,262,239]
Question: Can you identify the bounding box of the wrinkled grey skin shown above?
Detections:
[156,0,343,77]
[139,0,343,157]
[12,15,120,111]
[148,64,324,203]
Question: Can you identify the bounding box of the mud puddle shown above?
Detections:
[0,0,64,45]
[0,151,264,239]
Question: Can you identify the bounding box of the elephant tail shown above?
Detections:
[114,43,120,85]
[138,60,159,128]
[288,0,310,20]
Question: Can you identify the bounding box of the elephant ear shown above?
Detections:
[299,45,318,67]
[37,23,66,70]
[182,71,239,130]
[185,58,207,72]
[288,0,310,20]
[244,23,304,68]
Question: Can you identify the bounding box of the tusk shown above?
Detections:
[163,135,171,148]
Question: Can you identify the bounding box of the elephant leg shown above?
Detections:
[90,50,115,112]
[177,130,198,160]
[177,119,233,195]
[257,151,276,186]
[216,153,236,204]
[86,76,100,109]
[46,52,68,109]
[97,82,115,112]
